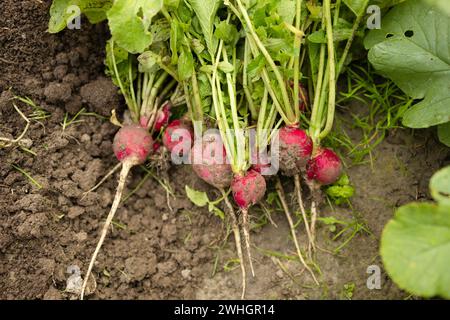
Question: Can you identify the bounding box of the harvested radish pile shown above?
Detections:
[0,0,449,301]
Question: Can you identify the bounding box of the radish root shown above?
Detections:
[275,177,319,285]
[81,163,122,199]
[294,174,315,256]
[221,189,247,300]
[80,162,132,300]
[310,199,318,253]
[241,209,255,277]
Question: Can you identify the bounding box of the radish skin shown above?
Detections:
[307,148,342,185]
[231,170,266,210]
[162,119,193,155]
[191,133,233,189]
[154,102,171,132]
[278,126,313,176]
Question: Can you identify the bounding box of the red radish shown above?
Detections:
[307,148,342,185]
[251,151,271,175]
[231,170,266,209]
[162,119,193,155]
[113,124,153,164]
[81,124,152,299]
[154,102,171,132]
[231,169,266,279]
[191,133,233,189]
[278,126,313,176]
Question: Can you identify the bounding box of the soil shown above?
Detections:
[1,1,449,300]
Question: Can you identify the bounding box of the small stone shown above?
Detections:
[80,133,91,143]
[181,269,191,279]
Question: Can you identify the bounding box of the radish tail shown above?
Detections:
[275,177,319,285]
[241,209,255,277]
[81,163,122,200]
[80,162,132,300]
[221,189,247,299]
[310,200,318,253]
[294,174,315,256]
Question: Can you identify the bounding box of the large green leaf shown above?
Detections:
[107,0,163,54]
[438,122,450,147]
[48,0,112,33]
[186,0,221,57]
[365,0,450,128]
[430,166,450,207]
[381,202,450,299]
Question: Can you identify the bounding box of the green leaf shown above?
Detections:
[208,203,225,220]
[277,0,296,25]
[186,0,221,57]
[365,0,450,128]
[185,185,209,207]
[326,185,355,199]
[247,54,266,79]
[218,61,234,73]
[430,166,450,207]
[137,51,160,73]
[164,0,180,8]
[107,0,163,54]
[214,21,239,45]
[178,47,194,81]
[344,0,369,16]
[381,203,450,299]
[438,122,450,147]
[48,0,112,33]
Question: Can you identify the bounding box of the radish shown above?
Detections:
[191,133,233,189]
[230,169,266,279]
[251,150,271,176]
[278,126,313,176]
[81,124,152,299]
[162,119,193,155]
[154,101,171,132]
[231,170,266,209]
[307,148,342,185]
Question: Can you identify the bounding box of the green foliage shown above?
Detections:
[186,0,222,57]
[325,174,355,205]
[107,0,163,54]
[48,0,112,33]
[185,185,225,219]
[429,166,450,207]
[365,0,450,145]
[381,166,450,299]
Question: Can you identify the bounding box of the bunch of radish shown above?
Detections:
[47,0,366,300]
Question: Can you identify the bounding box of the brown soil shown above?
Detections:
[0,1,449,300]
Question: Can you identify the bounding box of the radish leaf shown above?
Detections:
[365,0,450,129]
[430,166,450,207]
[438,122,450,147]
[186,0,221,57]
[381,202,450,299]
[107,0,163,54]
[48,0,112,33]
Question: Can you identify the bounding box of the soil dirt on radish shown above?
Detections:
[1,1,449,300]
